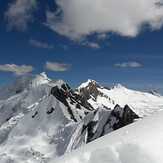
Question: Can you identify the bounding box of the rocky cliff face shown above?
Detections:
[79,104,139,143]
[78,80,101,100]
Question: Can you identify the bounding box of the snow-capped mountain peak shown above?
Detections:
[31,72,52,87]
[77,80,163,117]
[40,72,48,79]
[78,79,100,90]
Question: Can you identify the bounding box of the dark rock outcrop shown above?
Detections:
[50,83,94,122]
[80,105,139,143]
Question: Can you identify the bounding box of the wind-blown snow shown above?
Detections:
[53,110,163,163]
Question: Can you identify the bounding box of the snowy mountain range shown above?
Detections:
[0,73,163,163]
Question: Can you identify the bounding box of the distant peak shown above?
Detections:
[40,72,48,79]
[31,72,51,87]
[78,79,99,89]
[87,79,96,82]
[113,83,126,89]
[87,79,98,85]
[38,72,52,81]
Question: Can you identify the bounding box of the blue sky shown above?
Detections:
[0,0,163,92]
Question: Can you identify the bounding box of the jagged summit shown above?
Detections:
[40,72,48,78]
[77,80,101,100]
[31,72,52,87]
[77,80,163,117]
[78,80,127,92]
[78,79,100,90]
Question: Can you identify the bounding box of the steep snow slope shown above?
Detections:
[0,73,92,163]
[78,80,163,117]
[0,95,81,163]
[53,110,163,163]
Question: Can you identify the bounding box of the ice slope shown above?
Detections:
[53,110,163,163]
[78,80,163,117]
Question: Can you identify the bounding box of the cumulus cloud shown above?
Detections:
[0,64,34,75]
[29,39,54,49]
[97,33,108,40]
[82,41,100,49]
[114,62,143,68]
[5,0,37,30]
[46,0,163,40]
[45,61,71,72]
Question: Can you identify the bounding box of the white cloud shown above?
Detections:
[97,33,108,40]
[45,62,71,72]
[82,41,100,49]
[46,0,163,40]
[114,62,143,68]
[29,39,54,49]
[5,0,37,30]
[0,64,34,75]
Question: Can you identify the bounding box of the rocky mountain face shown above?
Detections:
[77,79,115,106]
[77,79,163,117]
[0,73,162,163]
[77,80,116,110]
[77,104,139,144]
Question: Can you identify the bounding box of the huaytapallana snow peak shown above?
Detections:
[0,73,163,163]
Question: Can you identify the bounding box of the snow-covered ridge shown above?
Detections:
[53,110,163,163]
[78,79,163,117]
